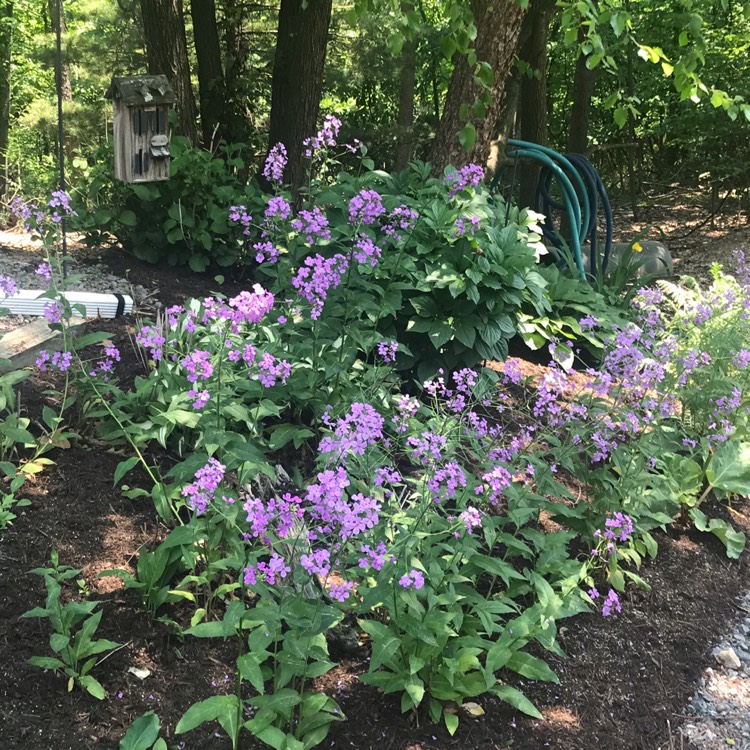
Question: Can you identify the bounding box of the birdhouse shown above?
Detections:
[105,75,176,183]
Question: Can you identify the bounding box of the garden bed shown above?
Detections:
[0,311,748,750]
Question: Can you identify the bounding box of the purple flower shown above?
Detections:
[352,234,381,267]
[481,465,512,505]
[602,512,634,543]
[303,115,342,157]
[43,301,64,324]
[399,569,425,590]
[182,350,213,383]
[382,205,418,241]
[454,215,481,237]
[181,457,226,515]
[263,142,288,184]
[427,462,467,503]
[228,285,275,324]
[601,589,622,617]
[35,263,52,281]
[319,403,384,460]
[291,253,348,319]
[265,196,292,222]
[136,325,167,361]
[376,340,398,364]
[588,587,600,600]
[292,207,331,244]
[256,352,291,387]
[0,274,17,297]
[188,388,211,410]
[329,580,354,602]
[459,506,482,534]
[445,164,484,198]
[349,189,384,226]
[407,431,447,466]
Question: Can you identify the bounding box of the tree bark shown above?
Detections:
[140,0,199,144]
[430,0,527,174]
[394,1,416,170]
[191,0,226,149]
[518,0,557,207]
[267,0,333,195]
[566,27,598,153]
[0,2,10,198]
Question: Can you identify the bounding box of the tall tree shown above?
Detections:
[190,0,226,148]
[266,0,333,195]
[394,1,417,170]
[517,0,557,206]
[431,0,527,173]
[0,2,11,199]
[139,0,199,143]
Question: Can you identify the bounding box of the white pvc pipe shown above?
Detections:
[0,290,133,318]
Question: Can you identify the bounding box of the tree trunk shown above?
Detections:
[518,0,557,208]
[267,0,333,195]
[140,0,199,144]
[566,27,598,153]
[0,2,11,199]
[191,0,226,149]
[394,1,416,170]
[430,0,527,174]
[48,0,71,101]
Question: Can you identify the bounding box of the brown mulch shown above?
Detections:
[1,192,750,749]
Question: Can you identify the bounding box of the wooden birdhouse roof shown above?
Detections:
[105,75,176,107]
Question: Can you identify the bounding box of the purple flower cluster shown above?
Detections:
[292,252,348,319]
[136,325,167,361]
[303,114,342,157]
[244,553,291,586]
[351,234,381,267]
[398,569,425,590]
[376,340,398,363]
[481,465,512,505]
[36,350,72,372]
[228,286,275,325]
[181,458,225,515]
[257,352,291,387]
[35,263,52,281]
[0,274,17,297]
[263,143,288,184]
[43,301,64,325]
[407,431,447,465]
[182,350,213,383]
[319,402,384,460]
[358,542,391,571]
[445,164,484,198]
[292,207,331,244]
[427,462,467,503]
[454,215,481,237]
[459,506,482,534]
[47,190,77,222]
[601,589,622,617]
[229,205,252,236]
[243,492,303,542]
[382,205,419,241]
[89,342,121,381]
[348,189,384,226]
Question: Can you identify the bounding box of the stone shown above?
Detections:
[715,648,742,670]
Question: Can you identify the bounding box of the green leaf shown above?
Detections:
[114,457,140,487]
[28,656,65,670]
[505,652,559,683]
[444,711,459,735]
[119,210,138,227]
[491,684,543,719]
[79,675,106,700]
[689,509,746,559]
[176,695,240,734]
[458,122,476,152]
[119,711,160,750]
[706,441,750,495]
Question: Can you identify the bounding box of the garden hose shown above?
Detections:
[492,140,614,280]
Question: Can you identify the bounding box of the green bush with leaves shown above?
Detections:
[72,138,259,271]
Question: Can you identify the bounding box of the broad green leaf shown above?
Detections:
[119,711,160,750]
[491,684,543,719]
[176,695,240,734]
[706,441,750,496]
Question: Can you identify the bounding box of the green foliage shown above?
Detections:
[72,138,259,270]
[21,550,119,699]
[119,712,166,750]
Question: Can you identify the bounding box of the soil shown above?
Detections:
[1,190,750,750]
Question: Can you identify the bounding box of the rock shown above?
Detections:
[715,648,742,670]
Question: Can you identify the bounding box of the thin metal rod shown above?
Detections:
[55,0,67,278]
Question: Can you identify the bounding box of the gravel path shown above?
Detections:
[0,233,154,334]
